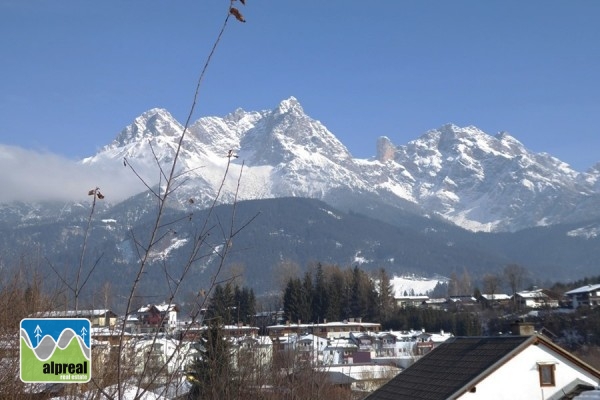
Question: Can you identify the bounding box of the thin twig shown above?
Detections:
[117,4,236,397]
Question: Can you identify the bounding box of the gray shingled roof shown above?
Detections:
[365,335,532,400]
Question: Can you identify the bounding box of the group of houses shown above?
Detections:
[16,282,600,398]
[23,302,455,397]
[366,322,600,400]
[396,284,600,311]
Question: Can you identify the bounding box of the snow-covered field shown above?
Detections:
[390,275,448,297]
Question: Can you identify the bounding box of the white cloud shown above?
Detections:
[0,145,147,203]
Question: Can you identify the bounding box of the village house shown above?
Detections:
[91,326,134,346]
[232,334,273,370]
[365,325,600,400]
[33,309,118,327]
[132,336,192,378]
[175,322,260,342]
[445,295,479,312]
[565,284,600,308]
[266,318,381,340]
[370,329,453,368]
[128,303,179,334]
[395,295,429,308]
[513,289,560,309]
[323,337,359,365]
[269,332,329,365]
[480,293,511,308]
[267,327,451,371]
[352,331,377,355]
[421,297,448,310]
[319,364,401,394]
[295,333,329,363]
[374,331,406,358]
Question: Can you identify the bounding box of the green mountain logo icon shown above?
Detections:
[20,318,91,383]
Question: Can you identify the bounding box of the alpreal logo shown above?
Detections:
[20,318,91,383]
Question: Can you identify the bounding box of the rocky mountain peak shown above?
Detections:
[376,136,396,162]
[82,98,600,233]
[110,108,182,149]
[274,96,303,116]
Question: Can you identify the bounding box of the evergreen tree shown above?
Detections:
[312,263,329,323]
[300,271,313,323]
[374,267,396,323]
[348,266,378,320]
[187,320,235,399]
[349,266,362,318]
[430,281,449,298]
[233,285,256,325]
[324,265,345,321]
[283,277,309,323]
[207,283,235,324]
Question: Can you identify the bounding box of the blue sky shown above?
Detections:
[1,0,599,172]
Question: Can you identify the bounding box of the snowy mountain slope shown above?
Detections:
[83,97,376,212]
[4,98,600,300]
[82,98,600,232]
[378,124,595,231]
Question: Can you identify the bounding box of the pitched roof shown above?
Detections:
[33,309,116,318]
[366,335,532,400]
[516,289,550,299]
[565,284,600,295]
[136,303,178,313]
[481,293,511,301]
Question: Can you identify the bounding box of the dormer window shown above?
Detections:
[537,362,556,386]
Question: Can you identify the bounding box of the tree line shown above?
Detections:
[281,264,394,325]
[202,263,483,336]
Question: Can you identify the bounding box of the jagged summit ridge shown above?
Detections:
[380,124,590,231]
[84,98,368,207]
[112,108,182,148]
[275,96,303,115]
[84,98,600,232]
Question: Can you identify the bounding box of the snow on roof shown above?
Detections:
[318,364,401,381]
[33,309,114,318]
[481,293,511,300]
[267,320,380,329]
[137,303,178,313]
[449,295,477,302]
[298,333,327,342]
[234,335,273,346]
[327,338,358,349]
[516,289,551,298]
[565,284,600,295]
[428,331,454,343]
[155,303,177,312]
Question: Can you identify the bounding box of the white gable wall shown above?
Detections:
[457,342,599,400]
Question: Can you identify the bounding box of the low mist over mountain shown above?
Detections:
[2,98,599,304]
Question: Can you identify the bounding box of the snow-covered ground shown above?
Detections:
[389,275,448,297]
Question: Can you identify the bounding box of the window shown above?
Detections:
[537,363,556,386]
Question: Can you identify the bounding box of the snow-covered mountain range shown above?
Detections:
[83,97,600,233]
[3,97,600,299]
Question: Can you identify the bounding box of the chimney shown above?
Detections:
[510,320,535,336]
